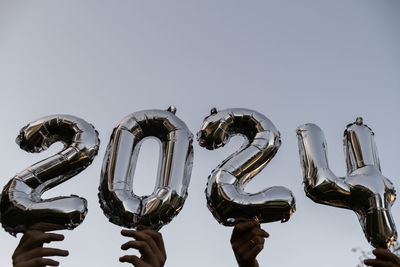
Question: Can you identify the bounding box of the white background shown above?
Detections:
[0,1,399,266]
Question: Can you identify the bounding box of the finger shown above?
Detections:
[241,244,264,263]
[121,240,153,257]
[233,236,264,257]
[251,236,266,246]
[19,232,65,250]
[25,247,69,259]
[234,220,259,231]
[249,227,269,239]
[139,230,166,258]
[121,229,141,238]
[20,232,64,248]
[121,230,159,254]
[364,259,396,267]
[231,228,268,253]
[231,220,260,242]
[119,255,146,266]
[373,249,400,263]
[18,258,60,267]
[245,244,265,259]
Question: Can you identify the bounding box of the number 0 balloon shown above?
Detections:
[197,108,295,225]
[99,106,194,229]
[297,118,397,248]
[0,115,100,235]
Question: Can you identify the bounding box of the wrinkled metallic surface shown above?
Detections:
[297,117,397,248]
[99,106,194,229]
[197,108,295,226]
[0,115,100,235]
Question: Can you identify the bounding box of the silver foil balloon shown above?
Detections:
[297,117,397,248]
[99,106,194,229]
[0,115,100,235]
[197,108,295,226]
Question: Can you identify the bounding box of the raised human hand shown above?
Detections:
[119,227,166,267]
[12,223,69,267]
[230,218,269,267]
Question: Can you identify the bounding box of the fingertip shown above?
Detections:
[44,233,65,244]
[43,259,60,266]
[121,229,131,236]
[263,231,270,238]
[363,259,374,265]
[372,248,384,255]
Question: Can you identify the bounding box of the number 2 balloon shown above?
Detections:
[0,115,100,235]
[297,117,397,248]
[198,108,295,226]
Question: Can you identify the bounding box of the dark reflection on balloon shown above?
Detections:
[0,115,100,235]
[297,117,397,248]
[99,106,193,230]
[198,108,295,226]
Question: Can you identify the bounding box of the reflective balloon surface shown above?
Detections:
[297,117,397,248]
[0,115,100,235]
[198,108,295,226]
[99,106,193,229]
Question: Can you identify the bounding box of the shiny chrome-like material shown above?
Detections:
[99,106,194,229]
[297,117,397,248]
[198,108,295,226]
[0,115,100,235]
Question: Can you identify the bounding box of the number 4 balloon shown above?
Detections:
[297,117,397,248]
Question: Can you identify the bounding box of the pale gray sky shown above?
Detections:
[0,1,399,266]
